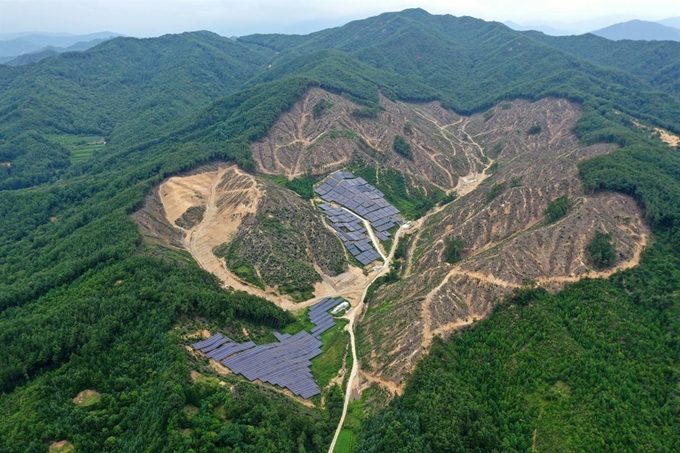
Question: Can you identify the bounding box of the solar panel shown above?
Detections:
[200,336,230,353]
[192,333,223,349]
[197,174,403,395]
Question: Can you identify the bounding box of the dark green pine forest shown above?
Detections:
[0,8,679,452]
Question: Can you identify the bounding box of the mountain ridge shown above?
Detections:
[0,9,679,453]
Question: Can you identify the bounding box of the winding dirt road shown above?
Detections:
[328,219,412,453]
[159,158,648,453]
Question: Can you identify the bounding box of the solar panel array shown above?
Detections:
[309,297,345,338]
[192,297,346,399]
[315,172,404,256]
[318,203,382,265]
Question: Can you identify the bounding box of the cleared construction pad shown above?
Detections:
[193,297,345,398]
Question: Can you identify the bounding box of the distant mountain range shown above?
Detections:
[0,32,121,63]
[506,17,680,41]
[658,17,680,29]
[503,21,571,36]
[0,38,113,65]
[591,19,680,41]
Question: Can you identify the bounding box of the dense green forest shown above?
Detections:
[1,8,679,452]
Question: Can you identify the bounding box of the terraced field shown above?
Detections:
[48,134,106,163]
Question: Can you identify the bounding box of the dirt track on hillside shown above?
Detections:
[137,90,651,407]
[358,97,650,387]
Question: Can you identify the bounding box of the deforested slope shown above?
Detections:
[136,164,350,305]
[217,178,348,299]
[252,87,484,192]
[357,97,649,386]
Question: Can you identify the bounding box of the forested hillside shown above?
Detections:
[0,31,274,189]
[0,8,679,453]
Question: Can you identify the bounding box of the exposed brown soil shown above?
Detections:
[132,180,186,250]
[135,163,375,310]
[209,360,233,377]
[49,440,75,453]
[632,119,679,148]
[183,329,211,341]
[134,90,650,407]
[72,390,101,406]
[161,166,275,297]
[189,370,202,383]
[252,88,488,193]
[358,98,649,386]
[655,127,680,147]
[359,371,403,396]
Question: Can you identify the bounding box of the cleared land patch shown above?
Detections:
[654,127,680,147]
[48,134,106,163]
[215,179,348,300]
[251,88,487,193]
[49,441,75,453]
[72,389,101,407]
[358,98,650,386]
[157,165,279,300]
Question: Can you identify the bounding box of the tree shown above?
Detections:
[544,196,570,223]
[393,136,413,159]
[588,231,616,269]
[444,237,465,264]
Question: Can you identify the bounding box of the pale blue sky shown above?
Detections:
[0,0,678,37]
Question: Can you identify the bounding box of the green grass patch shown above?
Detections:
[263,173,318,199]
[174,205,205,229]
[233,264,266,290]
[333,429,355,453]
[337,383,392,452]
[214,242,266,290]
[486,181,507,202]
[544,195,571,223]
[281,286,315,302]
[373,300,393,315]
[310,319,349,389]
[281,308,315,335]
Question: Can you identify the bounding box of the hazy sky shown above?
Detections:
[1,0,679,37]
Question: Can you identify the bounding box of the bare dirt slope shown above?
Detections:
[215,179,348,298]
[135,90,648,398]
[159,165,274,298]
[357,98,649,387]
[252,88,488,193]
[135,164,368,309]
